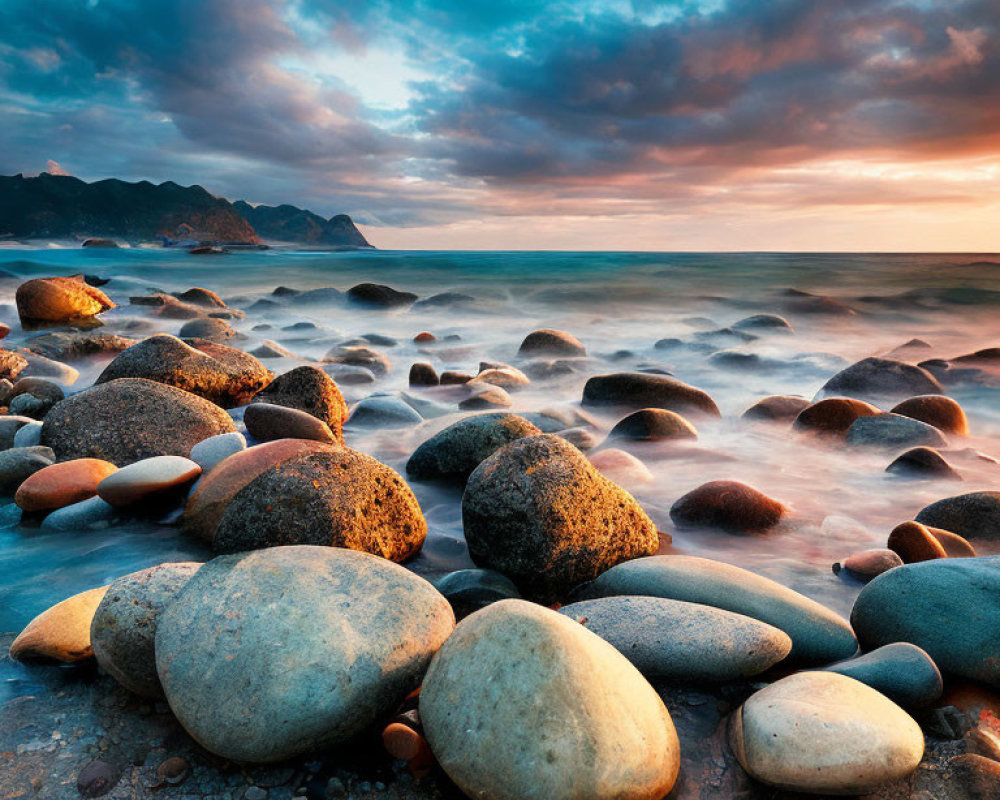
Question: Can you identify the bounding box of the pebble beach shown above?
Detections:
[1,247,999,800]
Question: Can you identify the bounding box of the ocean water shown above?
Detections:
[1,247,999,705]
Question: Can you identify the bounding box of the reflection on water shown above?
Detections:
[1,247,998,703]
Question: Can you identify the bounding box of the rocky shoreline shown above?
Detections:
[2,266,1000,799]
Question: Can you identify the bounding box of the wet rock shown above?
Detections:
[77,760,122,798]
[322,363,376,385]
[96,456,201,506]
[42,378,237,466]
[13,419,42,447]
[440,370,473,385]
[730,672,923,794]
[833,548,902,583]
[579,555,858,663]
[178,317,235,341]
[346,282,417,308]
[154,756,191,787]
[188,441,428,561]
[40,495,122,532]
[249,340,297,359]
[16,276,114,325]
[891,394,969,435]
[244,402,338,443]
[793,397,881,435]
[852,557,1000,685]
[458,384,512,411]
[732,314,793,333]
[888,520,951,562]
[821,643,943,707]
[406,413,541,484]
[583,372,720,417]
[174,287,227,308]
[414,331,436,343]
[846,412,949,449]
[587,448,654,487]
[470,366,530,391]
[0,349,28,380]
[412,291,475,310]
[670,480,785,533]
[557,426,598,451]
[91,562,201,697]
[0,415,33,449]
[15,458,118,511]
[287,286,342,305]
[915,491,1000,542]
[608,408,697,442]
[409,362,439,387]
[818,357,943,403]
[252,365,348,440]
[15,350,79,383]
[189,431,246,473]
[96,334,272,408]
[741,395,810,422]
[433,568,522,619]
[419,599,679,800]
[22,331,137,361]
[517,328,587,358]
[156,546,454,762]
[948,754,1000,800]
[10,585,108,663]
[348,394,423,428]
[0,445,55,493]
[887,446,961,480]
[559,596,791,680]
[325,345,391,377]
[462,434,658,600]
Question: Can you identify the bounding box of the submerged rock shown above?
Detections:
[915,491,1000,542]
[96,335,272,408]
[851,557,1000,685]
[10,585,109,663]
[887,446,961,480]
[820,642,943,707]
[582,372,720,417]
[433,568,522,619]
[409,362,439,387]
[730,672,923,794]
[325,345,391,377]
[845,412,949,449]
[607,408,697,442]
[578,555,857,663]
[22,331,137,362]
[559,596,791,680]
[156,546,454,762]
[587,448,654,487]
[741,395,810,422]
[16,276,114,325]
[517,329,587,358]
[42,378,237,466]
[462,435,658,600]
[818,357,943,403]
[833,548,903,582]
[348,394,423,428]
[406,413,541,484]
[731,313,794,333]
[346,282,417,308]
[670,480,786,533]
[419,599,679,800]
[91,562,201,697]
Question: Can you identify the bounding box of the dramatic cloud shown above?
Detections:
[1,0,997,248]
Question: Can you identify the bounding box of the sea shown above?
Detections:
[1,246,998,705]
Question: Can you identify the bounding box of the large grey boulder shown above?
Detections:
[851,557,1000,685]
[845,413,948,449]
[420,599,679,800]
[156,546,454,762]
[577,555,857,663]
[818,357,942,403]
[462,434,658,600]
[915,491,1000,541]
[819,643,942,707]
[558,596,791,680]
[406,413,542,484]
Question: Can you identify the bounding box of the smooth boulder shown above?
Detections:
[794,397,881,435]
[15,458,118,512]
[251,365,347,441]
[517,329,587,358]
[420,599,679,800]
[670,480,785,533]
[820,642,943,707]
[607,408,697,442]
[41,378,237,466]
[406,413,542,484]
[578,555,858,663]
[891,394,969,435]
[851,556,1000,685]
[559,596,791,680]
[243,402,338,443]
[818,357,942,403]
[156,546,454,762]
[91,562,201,697]
[462,435,659,600]
[731,672,923,794]
[96,456,201,506]
[742,395,810,422]
[16,276,114,325]
[583,372,720,417]
[0,445,55,494]
[845,412,948,449]
[10,586,109,663]
[915,491,1000,542]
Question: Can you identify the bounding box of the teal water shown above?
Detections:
[1,247,999,704]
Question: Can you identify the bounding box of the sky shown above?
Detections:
[1,0,998,251]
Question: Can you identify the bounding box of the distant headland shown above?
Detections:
[0,172,373,250]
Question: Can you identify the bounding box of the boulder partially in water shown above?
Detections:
[10,585,109,663]
[741,395,810,422]
[16,276,114,325]
[670,480,786,533]
[793,396,881,435]
[607,408,697,442]
[891,394,969,435]
[582,372,720,417]
[346,282,417,308]
[419,599,679,800]
[407,413,542,484]
[156,546,454,762]
[41,378,237,466]
[517,328,587,358]
[818,357,942,403]
[845,412,948,449]
[820,642,943,707]
[91,562,201,697]
[915,491,1000,542]
[251,365,347,439]
[95,335,272,408]
[462,434,658,600]
[886,446,962,480]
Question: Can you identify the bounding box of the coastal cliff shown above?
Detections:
[232,201,371,248]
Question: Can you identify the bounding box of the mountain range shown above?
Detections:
[0,173,372,248]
